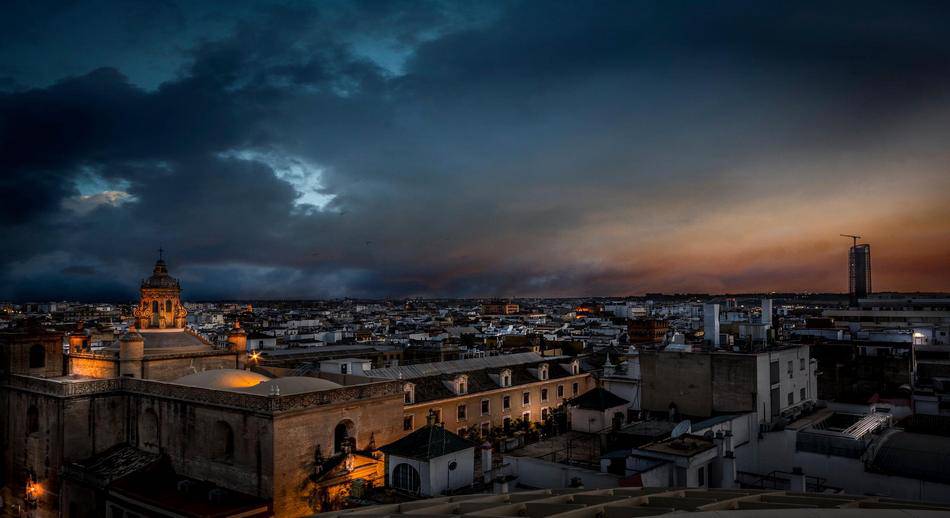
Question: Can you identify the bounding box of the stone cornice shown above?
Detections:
[3,374,404,416]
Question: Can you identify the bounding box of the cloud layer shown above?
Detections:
[2,0,949,300]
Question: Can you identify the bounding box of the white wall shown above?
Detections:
[570,404,627,433]
[427,448,475,496]
[387,456,432,496]
[738,430,950,503]
[504,456,619,489]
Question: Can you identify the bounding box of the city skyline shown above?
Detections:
[3,1,950,300]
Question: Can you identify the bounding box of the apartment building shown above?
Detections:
[364,352,594,436]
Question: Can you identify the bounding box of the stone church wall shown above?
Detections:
[69,355,118,378]
[271,392,404,517]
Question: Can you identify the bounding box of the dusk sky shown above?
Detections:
[2,0,949,301]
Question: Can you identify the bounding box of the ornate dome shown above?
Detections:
[141,259,180,289]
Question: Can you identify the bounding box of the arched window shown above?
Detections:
[165,300,172,313]
[334,420,355,453]
[213,421,234,461]
[29,344,45,369]
[392,463,421,494]
[27,406,39,435]
[141,408,160,452]
[151,300,159,313]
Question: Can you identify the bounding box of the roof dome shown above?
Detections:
[240,377,342,395]
[142,258,180,289]
[173,369,271,390]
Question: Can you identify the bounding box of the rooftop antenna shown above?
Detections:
[158,247,164,261]
[839,234,860,248]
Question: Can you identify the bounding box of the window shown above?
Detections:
[769,361,779,384]
[29,344,45,369]
[523,392,530,406]
[787,360,793,378]
[800,387,806,401]
[341,363,349,374]
[456,375,468,395]
[480,422,491,436]
[541,407,549,420]
[431,408,442,423]
[334,420,355,453]
[457,404,467,421]
[165,300,172,313]
[800,358,806,370]
[539,364,549,380]
[571,361,580,375]
[481,399,490,415]
[403,415,414,431]
[151,300,158,313]
[404,384,415,404]
[698,466,705,487]
[541,388,548,402]
[502,395,510,410]
[392,463,421,494]
[522,412,530,423]
[572,382,578,396]
[557,385,564,398]
[503,417,512,432]
[500,369,512,387]
[787,392,794,406]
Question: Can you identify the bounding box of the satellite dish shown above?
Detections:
[671,420,692,439]
[448,461,458,471]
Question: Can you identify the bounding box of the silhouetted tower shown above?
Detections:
[841,234,871,307]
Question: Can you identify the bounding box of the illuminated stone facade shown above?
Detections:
[132,257,188,329]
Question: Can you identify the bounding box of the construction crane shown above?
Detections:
[840,234,861,248]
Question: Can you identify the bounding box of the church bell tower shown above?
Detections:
[132,250,188,329]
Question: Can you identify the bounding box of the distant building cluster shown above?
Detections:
[2,246,950,517]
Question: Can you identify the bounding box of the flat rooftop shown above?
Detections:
[639,434,716,457]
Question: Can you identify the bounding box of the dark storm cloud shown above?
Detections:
[2,0,950,300]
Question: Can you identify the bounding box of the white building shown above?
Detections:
[380,420,475,496]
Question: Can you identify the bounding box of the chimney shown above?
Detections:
[481,441,493,479]
[789,467,806,492]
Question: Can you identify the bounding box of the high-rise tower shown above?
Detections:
[848,243,872,306]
